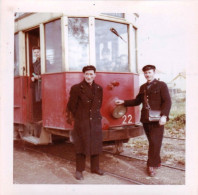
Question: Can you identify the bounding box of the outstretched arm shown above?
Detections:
[115,87,143,107]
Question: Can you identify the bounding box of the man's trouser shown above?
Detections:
[143,122,164,167]
[76,153,99,172]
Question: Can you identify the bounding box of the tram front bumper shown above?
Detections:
[102,124,144,142]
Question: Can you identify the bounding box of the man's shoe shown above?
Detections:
[91,169,104,176]
[75,171,84,180]
[157,163,161,168]
[147,166,156,177]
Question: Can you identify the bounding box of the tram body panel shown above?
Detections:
[96,72,140,127]
[41,72,141,131]
[14,76,29,124]
[42,73,67,129]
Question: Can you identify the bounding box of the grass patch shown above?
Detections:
[165,114,185,130]
[165,99,185,138]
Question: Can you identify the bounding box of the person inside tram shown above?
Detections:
[115,54,129,72]
[31,46,42,102]
[98,47,112,71]
[119,54,128,72]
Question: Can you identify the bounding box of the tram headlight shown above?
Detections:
[112,105,127,119]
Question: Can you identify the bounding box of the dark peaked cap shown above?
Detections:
[142,65,156,72]
[82,65,96,73]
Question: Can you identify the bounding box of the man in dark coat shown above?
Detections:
[115,65,171,177]
[66,65,104,180]
[31,46,42,102]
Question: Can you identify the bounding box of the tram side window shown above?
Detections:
[68,18,89,71]
[131,27,137,73]
[14,33,19,76]
[95,20,129,72]
[45,19,62,73]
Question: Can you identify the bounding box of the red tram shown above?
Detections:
[14,13,143,153]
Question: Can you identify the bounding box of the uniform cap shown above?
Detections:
[142,65,156,72]
[82,65,96,73]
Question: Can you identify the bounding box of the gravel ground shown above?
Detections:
[14,141,132,184]
[14,138,185,185]
[123,130,185,169]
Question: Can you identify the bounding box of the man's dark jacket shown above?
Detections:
[32,59,41,102]
[124,79,171,123]
[67,80,103,155]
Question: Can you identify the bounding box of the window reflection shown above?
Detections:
[14,34,19,76]
[45,19,62,73]
[68,18,89,71]
[95,20,129,72]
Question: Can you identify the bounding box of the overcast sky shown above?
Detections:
[137,13,188,82]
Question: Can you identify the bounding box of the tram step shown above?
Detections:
[22,136,40,145]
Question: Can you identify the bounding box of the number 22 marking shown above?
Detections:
[122,114,132,124]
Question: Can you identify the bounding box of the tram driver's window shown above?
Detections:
[14,33,19,76]
[131,27,137,73]
[95,20,129,72]
[68,18,89,71]
[45,19,62,73]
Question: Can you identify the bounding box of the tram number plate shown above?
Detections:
[122,114,132,124]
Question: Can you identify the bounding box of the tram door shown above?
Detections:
[26,28,42,122]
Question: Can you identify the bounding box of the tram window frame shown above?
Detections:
[14,33,20,77]
[95,19,130,73]
[101,13,125,19]
[25,28,40,77]
[44,19,62,73]
[38,15,137,74]
[130,26,138,73]
[68,17,89,72]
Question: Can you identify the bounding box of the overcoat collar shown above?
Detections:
[80,80,98,100]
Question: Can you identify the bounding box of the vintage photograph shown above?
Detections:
[13,12,185,184]
[1,1,198,195]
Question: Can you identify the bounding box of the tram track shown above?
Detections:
[103,149,185,172]
[17,140,185,173]
[104,171,144,185]
[15,142,146,185]
[14,140,185,184]
[163,136,185,141]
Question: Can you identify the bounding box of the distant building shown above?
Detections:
[167,72,186,100]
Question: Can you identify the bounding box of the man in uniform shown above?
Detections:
[115,65,171,177]
[67,65,104,180]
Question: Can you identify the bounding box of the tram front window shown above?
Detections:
[14,33,19,76]
[68,18,89,71]
[95,20,129,72]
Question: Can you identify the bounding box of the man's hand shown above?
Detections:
[31,76,35,82]
[115,99,124,105]
[159,116,167,126]
[31,74,41,82]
